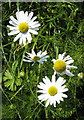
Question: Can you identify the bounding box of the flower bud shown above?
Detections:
[78,72,84,79]
[20,71,25,77]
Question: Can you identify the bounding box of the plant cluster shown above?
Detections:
[2,2,84,120]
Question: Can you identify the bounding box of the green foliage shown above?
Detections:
[3,60,23,91]
[3,69,22,91]
[2,2,84,120]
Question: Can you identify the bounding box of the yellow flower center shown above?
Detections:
[31,56,40,61]
[18,22,29,33]
[48,86,58,96]
[54,60,66,73]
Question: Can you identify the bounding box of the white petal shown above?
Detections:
[27,12,34,23]
[53,100,56,107]
[40,51,47,57]
[26,32,32,43]
[29,21,38,26]
[7,25,17,30]
[55,95,63,103]
[8,30,19,35]
[19,36,23,45]
[52,73,56,83]
[24,11,29,21]
[26,52,32,57]
[37,90,47,94]
[45,76,51,83]
[58,52,66,60]
[56,98,60,104]
[40,95,49,102]
[65,69,74,76]
[38,82,46,88]
[31,23,40,28]
[23,55,30,59]
[56,77,66,86]
[16,11,25,22]
[61,88,68,92]
[38,56,49,63]
[9,20,18,26]
[52,59,56,63]
[28,54,34,58]
[37,51,42,56]
[66,60,74,64]
[58,54,62,59]
[22,35,26,45]
[16,11,20,20]
[54,71,57,75]
[25,11,28,16]
[32,49,36,56]
[23,59,33,62]
[43,77,50,85]
[38,94,48,101]
[40,56,49,61]
[29,29,38,35]
[66,65,77,69]
[62,52,66,58]
[61,93,68,98]
[10,16,18,24]
[29,16,37,24]
[37,84,47,90]
[50,97,54,105]
[14,33,22,42]
[33,27,39,30]
[63,55,72,61]
[26,52,31,55]
[45,99,50,107]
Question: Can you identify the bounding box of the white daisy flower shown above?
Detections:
[52,52,77,76]
[23,49,49,65]
[7,11,40,45]
[37,73,68,107]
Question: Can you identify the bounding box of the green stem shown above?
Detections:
[45,107,48,119]
[74,85,79,120]
[10,85,24,100]
[37,63,41,84]
[36,63,41,99]
[32,38,38,50]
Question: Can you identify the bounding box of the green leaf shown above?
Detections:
[3,76,8,81]
[4,70,13,80]
[15,78,22,86]
[9,83,16,91]
[4,79,14,87]
[3,70,22,91]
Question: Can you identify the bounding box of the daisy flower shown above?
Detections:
[7,11,40,45]
[37,73,68,107]
[23,49,49,64]
[52,52,77,76]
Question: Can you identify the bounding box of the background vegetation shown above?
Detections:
[2,2,84,120]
